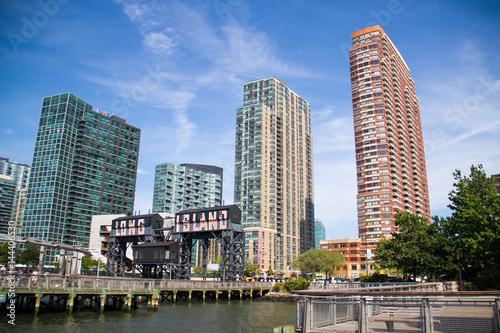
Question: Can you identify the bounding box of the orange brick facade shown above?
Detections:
[349,25,430,253]
[320,238,372,278]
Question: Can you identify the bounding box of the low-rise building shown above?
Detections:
[320,238,374,278]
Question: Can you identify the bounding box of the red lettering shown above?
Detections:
[199,213,207,230]
[183,214,190,232]
[120,220,127,235]
[192,214,199,231]
[128,220,135,235]
[219,210,228,229]
[208,212,217,230]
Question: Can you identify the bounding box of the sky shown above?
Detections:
[1,0,499,240]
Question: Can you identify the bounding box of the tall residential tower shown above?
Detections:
[152,163,222,214]
[21,93,140,262]
[234,76,314,273]
[349,26,430,251]
[0,157,31,233]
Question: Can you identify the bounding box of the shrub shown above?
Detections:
[272,283,284,292]
[360,272,388,282]
[283,277,310,291]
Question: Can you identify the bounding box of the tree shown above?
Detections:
[292,248,343,279]
[442,164,500,288]
[193,266,203,275]
[0,243,12,268]
[244,261,261,277]
[81,256,105,275]
[18,244,39,268]
[375,212,456,280]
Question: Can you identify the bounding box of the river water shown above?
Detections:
[2,300,297,333]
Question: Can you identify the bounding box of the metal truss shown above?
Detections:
[220,230,245,281]
[106,237,129,277]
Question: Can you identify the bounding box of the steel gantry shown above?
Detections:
[172,205,245,281]
[105,205,245,280]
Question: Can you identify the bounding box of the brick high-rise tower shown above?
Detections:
[349,26,430,253]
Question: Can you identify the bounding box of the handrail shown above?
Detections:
[0,273,273,292]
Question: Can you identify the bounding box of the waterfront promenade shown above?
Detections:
[0,273,273,315]
[292,283,500,333]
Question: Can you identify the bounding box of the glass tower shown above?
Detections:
[22,93,140,262]
[0,157,31,232]
[0,157,31,192]
[152,162,223,214]
[314,219,326,249]
[0,175,16,234]
[349,26,430,251]
[234,76,314,273]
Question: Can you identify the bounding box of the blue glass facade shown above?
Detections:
[22,93,140,262]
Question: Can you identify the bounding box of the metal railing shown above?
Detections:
[308,282,457,292]
[0,273,273,292]
[296,294,500,333]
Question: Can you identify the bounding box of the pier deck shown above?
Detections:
[1,274,273,314]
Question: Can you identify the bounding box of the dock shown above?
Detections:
[0,273,273,315]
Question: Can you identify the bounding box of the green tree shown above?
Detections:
[293,248,343,279]
[282,277,310,291]
[0,243,12,268]
[81,256,105,275]
[375,212,456,280]
[193,266,203,275]
[18,244,39,268]
[443,164,500,288]
[244,261,261,277]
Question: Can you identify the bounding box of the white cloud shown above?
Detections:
[1,128,14,135]
[313,105,354,155]
[173,109,199,152]
[417,41,500,217]
[143,30,176,55]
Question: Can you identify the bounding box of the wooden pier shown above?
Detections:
[0,274,273,315]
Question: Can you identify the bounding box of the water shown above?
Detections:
[2,300,296,333]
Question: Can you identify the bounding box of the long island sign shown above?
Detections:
[174,205,242,233]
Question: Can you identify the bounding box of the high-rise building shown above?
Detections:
[152,163,223,268]
[0,175,16,234]
[0,157,31,192]
[152,163,222,214]
[314,219,326,249]
[12,189,27,233]
[349,26,430,251]
[21,93,140,262]
[0,157,31,233]
[234,76,314,273]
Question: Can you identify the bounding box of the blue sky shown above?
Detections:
[1,0,499,240]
